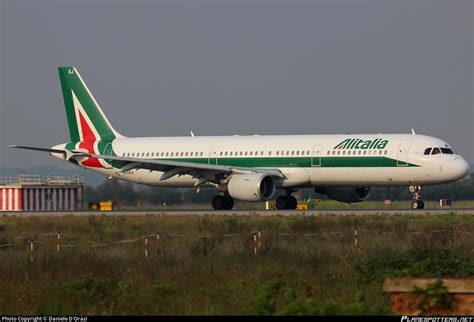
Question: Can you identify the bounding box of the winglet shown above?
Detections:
[411,129,416,135]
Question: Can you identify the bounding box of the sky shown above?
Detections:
[1,0,473,170]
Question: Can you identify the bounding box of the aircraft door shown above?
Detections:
[396,139,412,166]
[311,144,323,167]
[209,145,220,165]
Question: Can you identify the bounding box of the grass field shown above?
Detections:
[0,213,473,315]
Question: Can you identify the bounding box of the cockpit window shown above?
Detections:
[431,148,441,155]
[441,148,454,154]
[424,148,432,155]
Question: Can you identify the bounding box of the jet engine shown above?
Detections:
[225,173,276,202]
[315,187,370,203]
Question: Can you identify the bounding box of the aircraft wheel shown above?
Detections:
[288,196,298,209]
[276,196,288,209]
[224,195,234,210]
[411,200,424,210]
[212,195,227,210]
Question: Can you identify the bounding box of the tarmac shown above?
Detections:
[1,208,473,216]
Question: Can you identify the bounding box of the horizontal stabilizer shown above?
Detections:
[8,145,67,154]
[8,145,86,161]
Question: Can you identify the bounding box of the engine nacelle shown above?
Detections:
[315,187,370,203]
[226,173,276,202]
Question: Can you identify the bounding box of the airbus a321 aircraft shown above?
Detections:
[10,67,471,210]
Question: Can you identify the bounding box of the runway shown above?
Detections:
[1,209,474,216]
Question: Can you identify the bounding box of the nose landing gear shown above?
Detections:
[409,185,424,209]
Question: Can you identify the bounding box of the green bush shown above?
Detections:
[353,248,474,283]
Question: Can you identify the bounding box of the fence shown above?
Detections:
[1,227,472,261]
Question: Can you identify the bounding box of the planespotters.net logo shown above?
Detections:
[334,138,389,150]
[401,316,474,322]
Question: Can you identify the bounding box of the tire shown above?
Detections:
[411,200,420,209]
[288,196,297,209]
[418,201,425,209]
[212,195,226,210]
[224,196,234,210]
[276,196,288,210]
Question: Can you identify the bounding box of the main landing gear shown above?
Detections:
[409,185,424,209]
[276,190,298,210]
[212,195,234,210]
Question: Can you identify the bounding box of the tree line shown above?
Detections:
[84,174,474,206]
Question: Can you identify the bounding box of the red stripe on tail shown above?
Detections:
[78,111,103,168]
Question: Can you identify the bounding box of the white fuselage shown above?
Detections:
[54,133,470,189]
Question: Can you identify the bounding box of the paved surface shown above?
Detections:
[1,209,473,216]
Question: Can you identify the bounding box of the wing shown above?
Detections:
[81,153,283,185]
[8,145,284,186]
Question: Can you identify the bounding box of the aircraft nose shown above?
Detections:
[450,156,470,180]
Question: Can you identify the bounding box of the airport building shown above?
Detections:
[0,175,84,211]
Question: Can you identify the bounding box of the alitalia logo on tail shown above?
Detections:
[334,138,389,150]
[58,66,125,169]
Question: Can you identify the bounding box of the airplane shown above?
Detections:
[9,66,471,210]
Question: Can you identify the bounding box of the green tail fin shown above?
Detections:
[58,66,124,142]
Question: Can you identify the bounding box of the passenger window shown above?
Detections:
[337,151,340,155]
[291,151,295,155]
[358,151,361,155]
[268,151,272,156]
[342,151,346,155]
[363,151,366,155]
[441,148,453,154]
[431,148,441,155]
[332,151,336,155]
[261,151,264,155]
[276,151,279,156]
[384,150,387,155]
[424,148,432,155]
[249,151,253,156]
[200,152,203,156]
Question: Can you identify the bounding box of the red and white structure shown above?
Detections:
[0,175,83,211]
